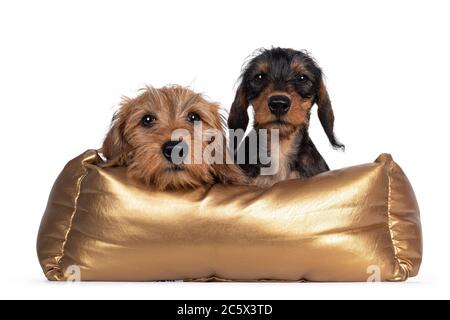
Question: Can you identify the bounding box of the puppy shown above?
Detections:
[228,48,344,187]
[102,85,245,190]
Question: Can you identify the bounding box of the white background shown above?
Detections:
[1,0,449,300]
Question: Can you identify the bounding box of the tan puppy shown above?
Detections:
[103,85,246,190]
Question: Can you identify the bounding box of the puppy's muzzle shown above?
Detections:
[268,95,291,116]
[162,140,188,164]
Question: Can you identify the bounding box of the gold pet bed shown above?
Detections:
[37,150,422,282]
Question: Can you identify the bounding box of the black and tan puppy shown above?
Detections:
[228,48,344,187]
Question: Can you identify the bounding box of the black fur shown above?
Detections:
[228,47,343,180]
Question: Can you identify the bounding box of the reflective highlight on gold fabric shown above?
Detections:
[37,151,422,282]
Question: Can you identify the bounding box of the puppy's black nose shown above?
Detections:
[162,140,188,164]
[268,95,291,116]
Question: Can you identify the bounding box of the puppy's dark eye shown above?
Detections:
[254,73,265,81]
[296,74,308,82]
[141,115,156,127]
[187,112,201,123]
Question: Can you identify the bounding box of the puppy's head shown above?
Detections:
[229,48,343,148]
[102,86,244,190]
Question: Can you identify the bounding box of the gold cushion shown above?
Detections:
[37,150,422,282]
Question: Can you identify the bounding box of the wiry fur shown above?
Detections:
[103,85,246,190]
[228,48,344,187]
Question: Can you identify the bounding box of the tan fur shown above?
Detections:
[248,61,315,187]
[252,85,313,139]
[102,86,246,190]
[251,128,302,188]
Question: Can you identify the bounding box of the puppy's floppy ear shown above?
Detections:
[102,111,131,166]
[316,78,344,150]
[214,162,247,185]
[228,82,249,132]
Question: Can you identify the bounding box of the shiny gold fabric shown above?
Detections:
[37,150,422,282]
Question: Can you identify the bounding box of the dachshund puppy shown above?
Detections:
[102,85,245,190]
[228,48,344,187]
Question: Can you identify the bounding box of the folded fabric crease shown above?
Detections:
[37,150,422,282]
